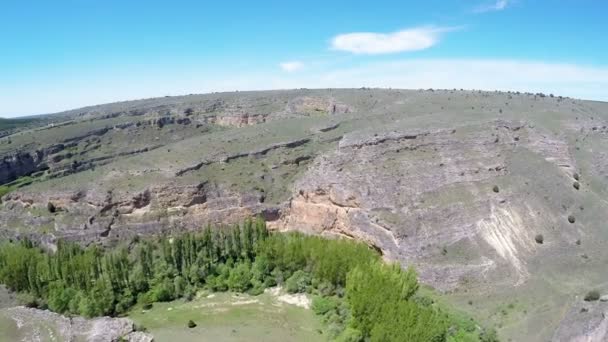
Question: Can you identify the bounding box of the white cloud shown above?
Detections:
[475,0,511,13]
[279,61,304,72]
[330,26,455,55]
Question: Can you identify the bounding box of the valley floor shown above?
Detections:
[129,290,322,342]
[0,287,322,342]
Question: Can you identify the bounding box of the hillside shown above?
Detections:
[1,88,607,341]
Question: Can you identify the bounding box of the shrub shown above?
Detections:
[248,283,265,296]
[535,234,544,244]
[183,285,196,301]
[312,295,339,315]
[492,185,500,193]
[285,270,311,294]
[227,262,252,292]
[133,324,148,332]
[47,202,56,213]
[335,327,364,342]
[412,295,434,307]
[479,328,499,342]
[584,290,600,301]
[573,182,580,190]
[568,215,576,224]
[187,320,197,328]
[17,292,39,308]
[573,173,580,181]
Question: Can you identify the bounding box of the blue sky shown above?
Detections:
[1,0,607,117]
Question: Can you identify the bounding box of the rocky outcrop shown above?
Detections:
[1,306,154,342]
[150,116,192,128]
[202,113,267,127]
[273,120,581,291]
[175,138,310,176]
[286,96,353,115]
[553,300,608,342]
[0,151,44,184]
[0,182,274,246]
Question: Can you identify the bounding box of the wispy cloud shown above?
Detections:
[474,0,511,13]
[330,26,456,55]
[279,61,304,72]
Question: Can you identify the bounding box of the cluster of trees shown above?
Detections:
[0,218,497,341]
[0,218,269,316]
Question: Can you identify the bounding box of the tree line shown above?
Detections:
[0,218,497,341]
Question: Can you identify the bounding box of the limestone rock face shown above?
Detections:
[0,151,45,184]
[274,121,580,290]
[553,300,608,342]
[0,182,268,246]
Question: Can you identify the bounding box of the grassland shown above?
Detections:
[129,291,323,342]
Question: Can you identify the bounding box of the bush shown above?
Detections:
[17,292,39,308]
[285,270,311,293]
[573,182,580,190]
[248,283,265,296]
[568,215,576,224]
[312,279,336,297]
[492,185,499,193]
[227,262,252,292]
[187,320,197,328]
[479,328,499,342]
[183,285,196,301]
[47,202,56,213]
[133,323,148,332]
[535,234,544,244]
[312,295,339,315]
[150,278,176,302]
[335,327,364,342]
[584,290,600,301]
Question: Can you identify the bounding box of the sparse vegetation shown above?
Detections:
[0,175,37,198]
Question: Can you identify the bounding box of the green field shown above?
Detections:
[0,285,323,342]
[129,291,323,342]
